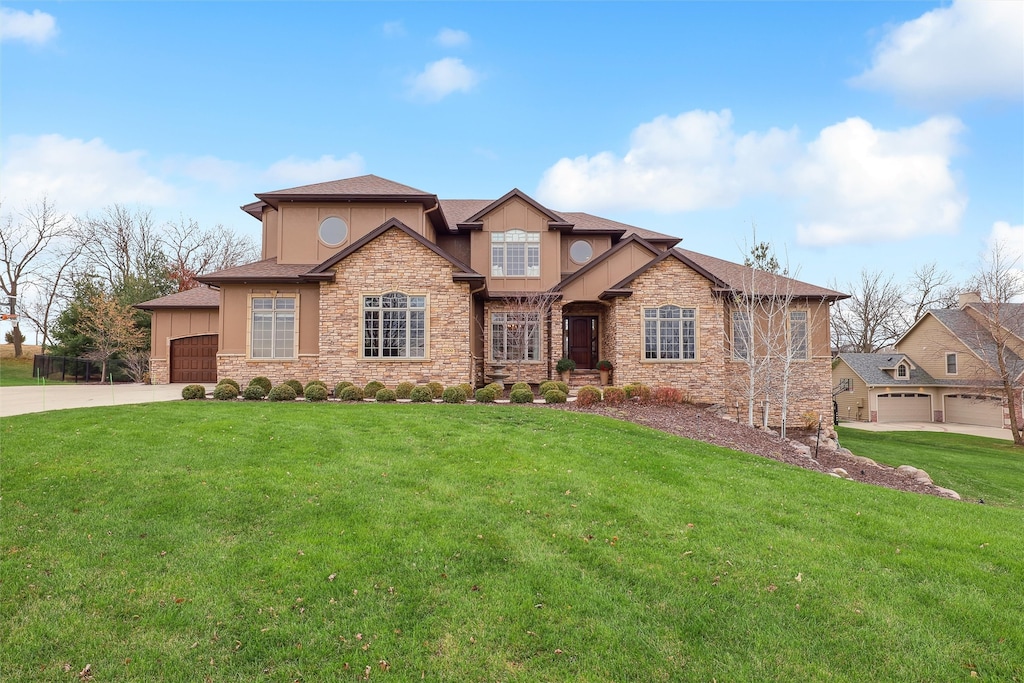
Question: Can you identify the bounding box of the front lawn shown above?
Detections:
[838,427,1024,509]
[3,404,1023,681]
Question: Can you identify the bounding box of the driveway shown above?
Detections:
[0,383,215,418]
[839,420,1014,441]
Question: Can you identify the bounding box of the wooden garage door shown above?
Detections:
[945,395,1003,428]
[170,335,218,383]
[877,393,932,423]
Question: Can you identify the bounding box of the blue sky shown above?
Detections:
[2,1,1021,291]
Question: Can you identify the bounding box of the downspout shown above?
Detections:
[423,200,440,234]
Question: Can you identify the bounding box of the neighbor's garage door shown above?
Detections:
[944,395,1003,428]
[170,335,218,383]
[877,393,932,423]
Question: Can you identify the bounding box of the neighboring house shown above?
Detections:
[833,294,1024,429]
[138,174,845,423]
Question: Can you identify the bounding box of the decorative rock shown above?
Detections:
[791,443,812,458]
[896,465,919,475]
[850,455,879,468]
[828,472,843,478]
[934,486,961,500]
[913,470,933,485]
[832,468,850,479]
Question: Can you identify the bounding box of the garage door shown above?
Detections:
[877,393,932,423]
[170,335,218,383]
[944,395,1003,428]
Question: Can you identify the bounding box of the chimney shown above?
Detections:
[958,291,982,308]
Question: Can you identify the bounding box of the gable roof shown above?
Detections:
[309,217,483,283]
[135,287,220,310]
[920,308,1024,373]
[676,249,848,299]
[256,174,434,201]
[599,247,732,300]
[555,234,660,292]
[197,257,326,284]
[455,188,573,231]
[838,353,936,386]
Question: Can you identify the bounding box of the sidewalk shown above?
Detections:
[839,420,1014,441]
[0,383,214,418]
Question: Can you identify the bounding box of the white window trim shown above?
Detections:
[360,291,431,361]
[641,304,699,363]
[247,292,299,361]
[896,362,909,379]
[491,229,541,278]
[789,309,809,361]
[945,352,958,376]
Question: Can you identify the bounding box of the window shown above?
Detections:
[644,305,696,360]
[732,311,751,360]
[318,216,348,246]
[789,310,808,360]
[363,293,426,358]
[946,352,958,375]
[491,312,540,361]
[569,240,593,265]
[491,230,540,277]
[251,296,296,359]
[896,363,908,378]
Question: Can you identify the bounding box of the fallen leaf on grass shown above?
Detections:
[379,659,391,671]
[795,573,802,583]
[766,585,778,593]
[78,664,93,681]
[328,573,337,582]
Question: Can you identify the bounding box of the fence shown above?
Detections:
[31,355,133,383]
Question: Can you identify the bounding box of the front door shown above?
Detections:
[566,316,597,369]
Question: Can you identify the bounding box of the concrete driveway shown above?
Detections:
[0,383,215,418]
[839,420,1015,441]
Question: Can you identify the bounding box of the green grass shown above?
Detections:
[3,404,1023,681]
[838,427,1024,509]
[0,353,42,386]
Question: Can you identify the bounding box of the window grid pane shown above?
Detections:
[790,311,808,360]
[251,297,295,359]
[491,312,539,361]
[363,293,426,359]
[644,306,696,360]
[733,312,750,360]
[491,230,540,277]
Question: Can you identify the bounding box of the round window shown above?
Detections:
[318,216,348,246]
[569,240,593,264]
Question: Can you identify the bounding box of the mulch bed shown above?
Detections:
[553,401,949,498]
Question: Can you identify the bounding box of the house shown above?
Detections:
[137,174,845,423]
[833,294,1024,429]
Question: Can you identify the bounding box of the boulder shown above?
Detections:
[934,486,961,500]
[832,468,851,479]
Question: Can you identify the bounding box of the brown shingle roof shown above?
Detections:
[197,257,322,284]
[257,174,433,198]
[675,248,847,299]
[557,211,679,243]
[135,287,220,309]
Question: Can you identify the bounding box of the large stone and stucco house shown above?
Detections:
[138,174,844,422]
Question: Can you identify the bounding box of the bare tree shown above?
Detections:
[964,242,1024,446]
[830,269,904,352]
[900,261,962,330]
[162,217,258,291]
[0,198,73,357]
[488,291,557,383]
[75,290,146,380]
[75,204,164,292]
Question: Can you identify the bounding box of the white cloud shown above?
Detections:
[408,57,481,102]
[850,0,1024,105]
[382,21,405,38]
[0,134,178,215]
[261,154,365,188]
[0,8,58,45]
[536,110,967,247]
[435,28,470,48]
[987,221,1024,264]
[536,109,799,212]
[792,116,966,246]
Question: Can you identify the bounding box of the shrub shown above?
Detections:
[576,385,602,407]
[243,385,266,401]
[181,384,206,400]
[217,378,240,392]
[337,386,365,401]
[457,383,474,398]
[624,383,652,403]
[603,386,626,405]
[213,383,238,400]
[409,386,433,403]
[442,386,467,404]
[544,389,567,403]
[268,384,297,402]
[427,381,445,398]
[333,381,354,397]
[802,411,822,430]
[554,381,569,394]
[305,380,327,392]
[485,382,504,396]
[395,381,415,399]
[475,386,497,403]
[652,386,685,405]
[539,381,560,395]
[510,388,535,404]
[511,382,532,395]
[248,376,272,394]
[375,388,397,402]
[364,380,386,396]
[596,359,613,371]
[555,357,576,373]
[284,379,304,395]
[304,384,328,402]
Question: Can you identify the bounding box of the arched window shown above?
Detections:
[491,229,540,277]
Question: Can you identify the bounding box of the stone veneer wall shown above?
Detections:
[607,258,726,404]
[149,358,169,385]
[216,353,320,387]
[317,228,474,387]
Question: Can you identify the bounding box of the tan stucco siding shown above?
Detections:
[897,315,991,381]
[262,208,280,260]
[832,361,870,422]
[471,197,561,291]
[276,202,426,265]
[217,284,320,356]
[317,226,474,387]
[560,234,612,275]
[561,242,658,303]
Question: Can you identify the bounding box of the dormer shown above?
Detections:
[878,355,914,381]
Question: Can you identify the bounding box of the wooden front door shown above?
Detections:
[170,335,218,383]
[566,316,597,369]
